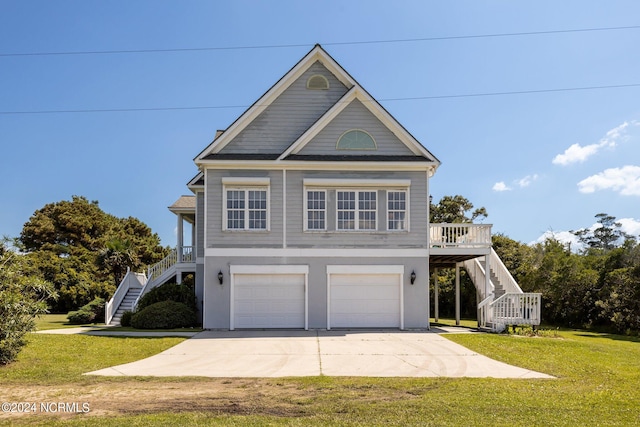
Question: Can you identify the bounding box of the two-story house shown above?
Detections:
[106,45,540,332]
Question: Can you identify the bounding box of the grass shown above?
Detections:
[35,313,202,333]
[2,322,640,425]
[34,313,101,330]
[0,334,186,385]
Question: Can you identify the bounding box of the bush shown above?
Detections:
[66,309,95,324]
[131,301,196,329]
[120,310,133,327]
[137,282,196,312]
[66,297,105,324]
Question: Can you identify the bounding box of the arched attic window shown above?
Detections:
[336,129,377,150]
[306,74,330,90]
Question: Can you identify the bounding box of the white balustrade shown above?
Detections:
[429,224,492,248]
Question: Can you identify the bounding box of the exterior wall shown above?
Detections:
[205,169,284,248]
[297,100,416,156]
[203,254,430,330]
[204,168,428,250]
[286,170,428,248]
[220,61,349,154]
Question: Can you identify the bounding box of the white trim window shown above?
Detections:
[387,190,408,231]
[224,187,269,231]
[337,190,377,231]
[305,190,326,231]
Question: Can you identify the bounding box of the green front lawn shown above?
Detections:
[1,323,640,425]
[35,313,201,333]
[35,313,98,330]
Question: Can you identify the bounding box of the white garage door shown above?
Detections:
[329,273,401,328]
[233,273,306,329]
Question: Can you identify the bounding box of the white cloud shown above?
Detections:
[618,218,640,236]
[577,165,640,196]
[530,230,581,250]
[492,181,511,192]
[552,121,635,166]
[493,174,538,192]
[530,218,640,250]
[517,174,538,188]
[552,143,600,166]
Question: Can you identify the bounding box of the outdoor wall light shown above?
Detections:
[218,270,224,285]
[410,271,416,285]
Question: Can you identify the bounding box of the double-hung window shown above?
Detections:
[387,190,408,231]
[306,190,326,230]
[337,190,377,231]
[222,178,270,231]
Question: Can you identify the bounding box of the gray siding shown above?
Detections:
[205,169,283,248]
[286,170,428,248]
[203,255,429,329]
[297,100,416,156]
[221,61,349,154]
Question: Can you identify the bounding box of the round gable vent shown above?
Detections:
[306,74,330,90]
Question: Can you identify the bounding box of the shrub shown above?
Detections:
[137,282,196,312]
[120,310,133,327]
[131,300,196,329]
[66,309,95,324]
[66,297,105,324]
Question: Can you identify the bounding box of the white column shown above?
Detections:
[177,214,184,263]
[455,263,461,326]
[485,255,491,299]
[434,267,439,323]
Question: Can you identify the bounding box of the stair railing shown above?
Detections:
[462,257,494,301]
[106,268,133,325]
[477,295,494,329]
[491,293,542,329]
[489,248,523,294]
[147,247,178,282]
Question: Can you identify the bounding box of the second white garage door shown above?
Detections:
[232,270,306,330]
[329,270,402,329]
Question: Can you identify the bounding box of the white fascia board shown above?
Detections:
[196,46,355,160]
[326,265,405,274]
[303,178,411,187]
[279,87,441,164]
[199,161,434,172]
[278,87,357,159]
[230,264,309,275]
[206,248,429,257]
[351,89,440,162]
[221,177,271,186]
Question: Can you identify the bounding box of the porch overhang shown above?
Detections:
[429,248,491,268]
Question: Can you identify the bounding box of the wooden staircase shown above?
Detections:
[109,287,142,326]
[105,246,196,325]
[464,248,541,332]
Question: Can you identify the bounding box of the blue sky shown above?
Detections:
[1,1,639,248]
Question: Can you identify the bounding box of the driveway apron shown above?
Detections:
[86,329,553,378]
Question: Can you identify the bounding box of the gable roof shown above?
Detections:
[195,44,356,161]
[194,44,440,170]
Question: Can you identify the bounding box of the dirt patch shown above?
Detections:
[0,378,424,421]
[0,379,320,420]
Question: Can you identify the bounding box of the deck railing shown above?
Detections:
[429,224,492,248]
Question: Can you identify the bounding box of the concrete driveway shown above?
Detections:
[87,329,552,378]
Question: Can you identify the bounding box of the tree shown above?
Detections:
[0,238,57,365]
[97,238,136,286]
[572,213,633,252]
[430,195,487,223]
[18,196,168,312]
